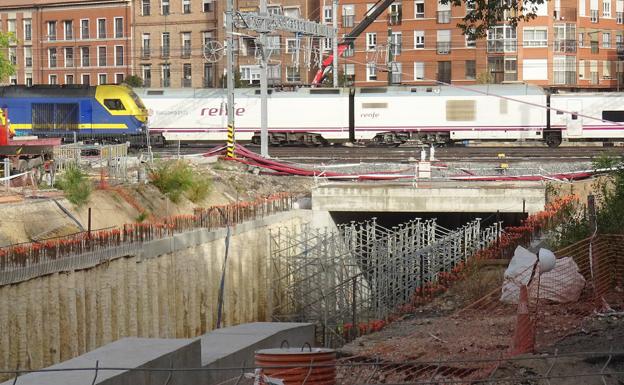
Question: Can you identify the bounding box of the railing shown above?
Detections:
[553,39,577,53]
[437,41,451,54]
[437,10,451,23]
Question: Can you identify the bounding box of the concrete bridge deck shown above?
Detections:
[312,181,546,214]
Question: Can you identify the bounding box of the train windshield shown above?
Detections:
[129,90,147,110]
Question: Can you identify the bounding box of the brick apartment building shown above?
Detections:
[0,0,133,86]
[333,0,624,90]
[133,0,219,88]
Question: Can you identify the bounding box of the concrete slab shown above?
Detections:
[312,181,546,214]
[199,322,315,384]
[1,338,200,385]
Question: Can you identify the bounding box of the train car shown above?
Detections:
[136,88,350,145]
[354,85,547,144]
[0,85,152,145]
[549,92,624,147]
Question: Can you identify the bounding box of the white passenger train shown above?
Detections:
[135,85,624,147]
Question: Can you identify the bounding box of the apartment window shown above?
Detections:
[414,62,425,80]
[65,47,74,67]
[81,47,90,67]
[203,63,214,87]
[161,64,171,87]
[267,35,280,53]
[603,32,611,48]
[415,0,425,18]
[366,63,377,81]
[25,74,33,87]
[504,57,517,81]
[466,60,476,79]
[343,40,354,56]
[81,19,89,39]
[183,63,192,87]
[240,65,260,83]
[579,59,585,79]
[9,76,17,86]
[578,32,584,47]
[183,0,191,13]
[437,61,451,83]
[267,64,281,82]
[487,25,517,52]
[114,18,123,38]
[98,46,107,66]
[437,30,451,54]
[162,32,170,57]
[8,48,16,66]
[268,5,282,15]
[203,0,213,12]
[66,74,74,85]
[523,27,547,47]
[115,73,124,84]
[286,38,299,53]
[366,32,377,50]
[343,63,355,84]
[590,60,598,84]
[142,33,151,58]
[590,9,599,22]
[24,47,32,67]
[553,55,576,84]
[97,19,106,39]
[390,62,402,84]
[182,32,191,57]
[617,34,623,49]
[162,0,170,15]
[591,38,599,53]
[142,65,152,87]
[283,7,301,18]
[603,60,612,79]
[414,31,425,48]
[342,5,354,27]
[465,29,476,47]
[389,3,402,25]
[49,74,58,85]
[465,0,475,15]
[99,74,107,85]
[323,6,333,23]
[64,20,73,40]
[47,21,57,40]
[437,10,451,23]
[82,74,91,85]
[603,1,611,17]
[23,19,32,41]
[7,19,15,34]
[617,12,623,23]
[49,48,57,67]
[287,66,301,82]
[391,32,402,56]
[142,0,151,15]
[115,45,124,66]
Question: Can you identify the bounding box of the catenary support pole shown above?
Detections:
[225,0,236,158]
[332,0,338,87]
[259,0,269,158]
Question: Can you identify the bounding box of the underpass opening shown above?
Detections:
[330,211,528,229]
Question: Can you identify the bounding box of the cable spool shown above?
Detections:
[255,345,336,385]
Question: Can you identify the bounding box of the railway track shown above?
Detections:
[149,143,624,163]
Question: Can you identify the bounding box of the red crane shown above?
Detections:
[312,0,399,85]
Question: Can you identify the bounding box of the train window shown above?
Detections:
[602,110,624,122]
[147,90,164,95]
[571,113,578,120]
[362,102,387,108]
[556,110,564,115]
[104,99,125,110]
[446,100,476,121]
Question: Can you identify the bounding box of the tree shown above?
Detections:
[0,32,16,82]
[123,75,144,87]
[442,0,546,39]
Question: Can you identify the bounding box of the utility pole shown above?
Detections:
[225,0,236,158]
[234,9,336,157]
[332,0,339,87]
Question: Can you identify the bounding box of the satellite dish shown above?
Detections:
[203,40,225,63]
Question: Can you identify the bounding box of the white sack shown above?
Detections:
[500,246,537,304]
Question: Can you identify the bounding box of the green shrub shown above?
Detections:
[149,160,212,204]
[55,165,92,207]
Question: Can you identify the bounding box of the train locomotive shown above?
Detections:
[137,85,624,147]
[0,84,156,146]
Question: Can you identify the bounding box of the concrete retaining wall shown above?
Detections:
[0,210,335,379]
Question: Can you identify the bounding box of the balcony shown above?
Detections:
[553,7,577,22]
[436,41,451,54]
[553,39,577,53]
[141,48,151,59]
[487,40,517,53]
[437,10,451,23]
[342,15,354,27]
[182,78,192,87]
